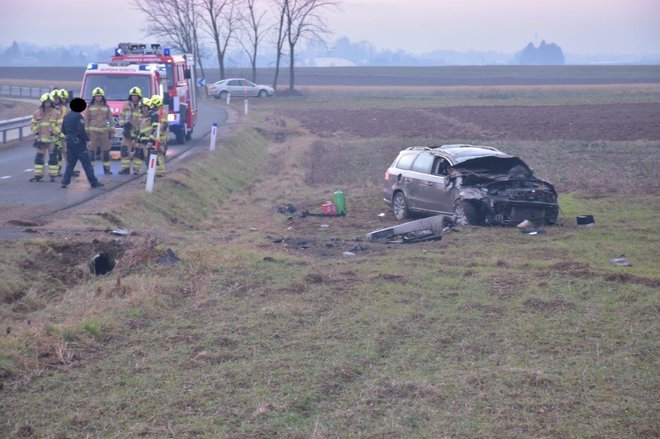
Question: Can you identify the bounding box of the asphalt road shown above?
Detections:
[0,100,228,220]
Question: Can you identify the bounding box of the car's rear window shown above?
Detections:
[395,153,417,170]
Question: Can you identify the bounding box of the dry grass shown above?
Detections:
[0,83,658,437]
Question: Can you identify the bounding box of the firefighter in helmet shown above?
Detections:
[118,86,143,174]
[132,97,159,174]
[29,93,60,182]
[55,89,71,175]
[149,94,167,176]
[85,87,113,174]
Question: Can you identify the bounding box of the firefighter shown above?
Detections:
[29,93,60,182]
[85,87,113,174]
[55,89,71,176]
[61,98,104,189]
[118,86,143,174]
[133,97,158,174]
[149,94,167,176]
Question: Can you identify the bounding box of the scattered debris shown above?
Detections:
[577,215,595,227]
[350,242,368,252]
[517,219,533,229]
[110,229,131,236]
[276,204,297,215]
[610,256,632,266]
[378,212,386,218]
[158,248,181,266]
[520,226,546,235]
[343,251,355,257]
[320,224,330,228]
[368,214,445,243]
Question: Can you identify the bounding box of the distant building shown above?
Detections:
[518,41,565,65]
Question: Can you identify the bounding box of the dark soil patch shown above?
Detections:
[523,297,576,314]
[604,272,660,288]
[286,103,660,141]
[7,240,130,304]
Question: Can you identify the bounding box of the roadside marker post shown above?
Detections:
[210,122,218,151]
[226,92,231,105]
[244,87,249,115]
[146,106,163,193]
[145,152,157,193]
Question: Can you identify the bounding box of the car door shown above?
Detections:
[241,80,258,96]
[421,157,456,214]
[408,152,438,211]
[227,80,243,96]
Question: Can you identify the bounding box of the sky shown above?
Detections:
[0,0,659,55]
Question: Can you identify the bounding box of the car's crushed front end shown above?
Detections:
[450,156,559,226]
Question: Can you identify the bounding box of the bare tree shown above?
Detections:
[237,0,269,83]
[271,0,288,91]
[133,0,207,96]
[134,0,196,54]
[200,0,239,80]
[282,0,340,93]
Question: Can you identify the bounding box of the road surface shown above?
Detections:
[0,100,228,221]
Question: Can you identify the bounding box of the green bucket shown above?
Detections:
[333,190,345,215]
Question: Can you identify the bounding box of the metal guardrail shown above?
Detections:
[0,85,52,98]
[1,116,32,144]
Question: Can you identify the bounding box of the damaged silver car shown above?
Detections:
[383,145,558,225]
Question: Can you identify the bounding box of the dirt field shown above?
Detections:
[285,103,660,141]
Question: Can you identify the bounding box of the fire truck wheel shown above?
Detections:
[174,126,185,144]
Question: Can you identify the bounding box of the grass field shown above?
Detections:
[0,79,658,438]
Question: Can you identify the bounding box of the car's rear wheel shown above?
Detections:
[392,191,410,220]
[455,199,480,225]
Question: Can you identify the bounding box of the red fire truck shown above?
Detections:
[80,43,197,148]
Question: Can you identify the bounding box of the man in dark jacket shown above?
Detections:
[61,98,104,189]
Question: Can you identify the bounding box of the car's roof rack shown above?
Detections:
[403,144,501,153]
[440,144,500,151]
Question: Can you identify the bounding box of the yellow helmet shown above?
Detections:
[40,93,53,104]
[92,87,105,97]
[129,86,143,97]
[150,95,163,107]
[140,97,151,107]
[58,89,69,100]
[49,90,61,101]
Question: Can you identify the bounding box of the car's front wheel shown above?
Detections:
[258,89,268,98]
[454,199,481,225]
[392,191,410,220]
[219,91,228,100]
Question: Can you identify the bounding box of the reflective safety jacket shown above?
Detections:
[120,101,142,137]
[85,102,112,133]
[151,105,168,144]
[57,104,69,141]
[137,112,159,145]
[31,105,59,143]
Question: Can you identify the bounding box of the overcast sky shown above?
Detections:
[1,0,659,55]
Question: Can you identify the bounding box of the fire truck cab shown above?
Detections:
[80,43,197,152]
[81,62,167,153]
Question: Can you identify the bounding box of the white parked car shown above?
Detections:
[208,78,275,98]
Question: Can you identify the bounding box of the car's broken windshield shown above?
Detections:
[450,156,532,180]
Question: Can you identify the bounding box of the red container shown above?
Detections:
[322,201,337,216]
